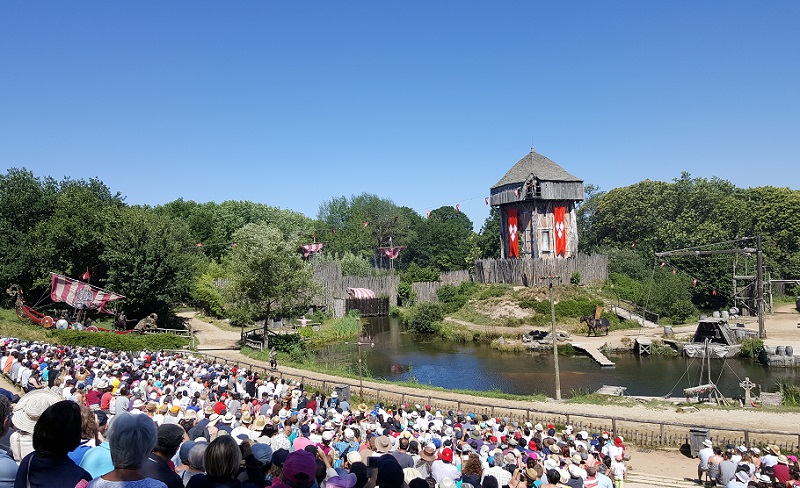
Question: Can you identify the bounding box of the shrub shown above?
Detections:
[570,272,582,285]
[477,284,510,300]
[436,285,469,314]
[739,338,764,358]
[777,380,800,406]
[405,302,444,333]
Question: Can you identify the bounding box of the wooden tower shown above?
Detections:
[490,148,584,259]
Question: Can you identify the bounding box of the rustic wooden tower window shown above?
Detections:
[489,148,584,259]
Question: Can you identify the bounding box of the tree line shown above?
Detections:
[2,167,797,325]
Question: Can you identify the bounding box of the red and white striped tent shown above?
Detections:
[347,288,376,299]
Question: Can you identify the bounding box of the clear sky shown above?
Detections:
[2,2,798,230]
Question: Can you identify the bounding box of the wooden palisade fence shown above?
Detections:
[474,254,607,286]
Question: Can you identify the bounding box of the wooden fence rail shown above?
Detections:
[174,350,800,452]
[474,254,608,286]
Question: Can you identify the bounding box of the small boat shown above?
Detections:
[681,317,756,359]
[7,273,132,334]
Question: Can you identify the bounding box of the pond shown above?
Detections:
[313,317,800,398]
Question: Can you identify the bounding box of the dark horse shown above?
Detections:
[580,316,610,336]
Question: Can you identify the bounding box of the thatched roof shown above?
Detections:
[491,150,582,189]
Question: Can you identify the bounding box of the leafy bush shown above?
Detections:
[519,299,550,314]
[191,263,227,317]
[777,380,800,406]
[388,305,402,317]
[570,272,582,285]
[405,302,444,333]
[401,264,440,284]
[436,285,469,314]
[340,252,372,276]
[398,281,415,306]
[555,299,603,318]
[739,338,764,358]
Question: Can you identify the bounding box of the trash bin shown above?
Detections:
[335,384,351,403]
[689,428,710,458]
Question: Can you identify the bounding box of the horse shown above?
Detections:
[580,316,610,336]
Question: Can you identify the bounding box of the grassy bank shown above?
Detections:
[0,308,189,351]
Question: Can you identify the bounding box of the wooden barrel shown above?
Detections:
[786,346,794,356]
[776,345,785,356]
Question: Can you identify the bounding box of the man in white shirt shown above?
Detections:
[698,439,714,481]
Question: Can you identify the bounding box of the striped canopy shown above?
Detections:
[347,288,376,299]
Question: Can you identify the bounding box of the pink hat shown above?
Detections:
[293,437,312,451]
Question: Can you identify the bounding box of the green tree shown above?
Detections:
[476,207,501,259]
[101,206,200,321]
[576,184,605,253]
[406,206,475,271]
[0,169,57,290]
[30,176,126,288]
[222,223,317,331]
[317,193,420,267]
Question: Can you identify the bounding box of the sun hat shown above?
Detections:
[12,389,62,433]
[735,470,750,483]
[404,468,423,485]
[524,468,539,480]
[767,444,781,455]
[222,412,234,424]
[777,455,789,465]
[420,444,436,462]
[758,474,772,483]
[751,447,761,455]
[346,451,362,465]
[703,439,713,448]
[375,435,393,453]
[184,409,197,420]
[558,469,569,484]
[436,478,456,488]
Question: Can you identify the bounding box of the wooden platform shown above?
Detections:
[571,342,615,367]
[611,305,659,328]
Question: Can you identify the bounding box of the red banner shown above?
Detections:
[507,208,519,258]
[554,206,567,256]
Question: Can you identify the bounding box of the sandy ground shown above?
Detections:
[180,306,800,484]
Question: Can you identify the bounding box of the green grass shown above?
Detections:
[449,303,495,325]
[302,313,361,346]
[0,308,189,350]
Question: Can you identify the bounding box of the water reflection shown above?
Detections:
[314,316,798,398]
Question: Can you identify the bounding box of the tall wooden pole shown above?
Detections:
[756,235,765,339]
[549,277,562,400]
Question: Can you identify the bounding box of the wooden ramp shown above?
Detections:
[611,305,660,328]
[572,342,615,367]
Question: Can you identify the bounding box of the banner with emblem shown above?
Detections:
[554,205,567,256]
[50,273,124,314]
[507,208,519,258]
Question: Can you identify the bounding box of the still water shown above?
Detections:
[314,317,799,398]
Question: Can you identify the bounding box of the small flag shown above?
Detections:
[660,262,665,267]
[693,278,698,287]
[712,289,717,296]
[331,228,336,236]
[363,222,369,229]
[81,269,90,281]
[196,243,203,247]
[426,210,430,219]
[631,242,636,247]
[485,197,489,205]
[514,188,519,198]
[455,204,460,213]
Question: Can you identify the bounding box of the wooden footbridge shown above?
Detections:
[611,304,660,328]
[571,342,615,367]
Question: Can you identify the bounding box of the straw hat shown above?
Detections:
[420,444,436,462]
[12,389,61,434]
[253,415,267,431]
[767,444,781,455]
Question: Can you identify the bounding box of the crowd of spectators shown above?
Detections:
[0,337,797,488]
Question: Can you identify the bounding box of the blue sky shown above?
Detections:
[2,2,798,230]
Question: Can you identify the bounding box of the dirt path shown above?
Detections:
[179,309,800,485]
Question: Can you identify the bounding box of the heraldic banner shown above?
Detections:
[554,205,567,256]
[507,208,519,258]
